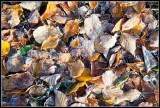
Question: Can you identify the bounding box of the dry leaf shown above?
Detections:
[89,1,98,9]
[67,81,85,94]
[54,89,68,106]
[149,30,158,47]
[29,85,47,98]
[84,14,102,40]
[138,102,153,107]
[76,69,94,81]
[79,37,95,59]
[1,40,10,56]
[19,1,42,11]
[6,53,24,72]
[41,35,59,49]
[118,1,139,7]
[28,9,40,27]
[40,74,61,85]
[133,1,145,13]
[51,13,72,24]
[120,33,137,56]
[70,37,79,47]
[109,54,116,66]
[70,59,84,78]
[63,20,79,42]
[59,53,73,63]
[94,36,104,53]
[68,1,78,12]
[1,14,10,29]
[58,2,72,16]
[2,75,16,91]
[142,46,158,72]
[111,2,122,18]
[112,18,127,33]
[122,14,141,32]
[70,103,86,107]
[78,6,88,16]
[102,70,116,86]
[89,53,101,61]
[131,20,146,35]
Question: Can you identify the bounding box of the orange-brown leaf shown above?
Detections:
[89,1,98,9]
[68,1,78,12]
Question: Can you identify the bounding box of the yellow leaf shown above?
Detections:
[89,1,98,9]
[114,52,119,65]
[103,98,116,105]
[2,4,23,19]
[70,59,84,78]
[68,1,78,12]
[112,18,127,33]
[59,53,73,63]
[133,1,145,13]
[76,69,93,81]
[67,81,85,95]
[41,35,59,49]
[89,53,101,61]
[41,2,59,21]
[70,37,79,47]
[131,20,146,35]
[1,40,10,56]
[63,20,79,42]
[32,62,43,77]
[111,2,123,18]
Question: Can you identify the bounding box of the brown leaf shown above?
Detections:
[68,1,78,12]
[111,2,122,18]
[89,1,98,9]
[112,18,127,33]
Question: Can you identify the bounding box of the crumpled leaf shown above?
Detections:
[79,37,95,59]
[59,53,73,63]
[6,53,24,72]
[120,33,137,57]
[40,74,61,85]
[111,2,122,18]
[1,40,10,56]
[63,20,79,42]
[102,70,116,86]
[41,35,59,49]
[19,1,42,11]
[68,1,78,12]
[70,59,84,78]
[84,14,102,40]
[2,4,23,27]
[67,81,85,95]
[122,14,141,32]
[54,89,68,107]
[142,46,158,72]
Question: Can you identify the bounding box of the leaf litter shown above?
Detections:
[1,1,159,107]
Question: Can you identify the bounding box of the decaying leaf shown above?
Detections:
[40,74,61,85]
[28,9,40,27]
[54,89,68,106]
[120,33,137,56]
[51,13,72,24]
[2,40,10,56]
[63,20,79,42]
[111,2,122,18]
[70,59,84,78]
[94,36,104,53]
[29,85,47,98]
[19,1,42,11]
[142,46,158,72]
[84,14,102,40]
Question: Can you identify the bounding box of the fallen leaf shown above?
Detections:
[51,13,72,24]
[89,1,98,9]
[54,89,68,106]
[111,2,122,18]
[78,6,88,16]
[84,14,102,40]
[133,1,145,13]
[120,33,137,56]
[59,53,73,63]
[68,1,78,12]
[138,102,153,107]
[112,18,127,33]
[41,35,59,49]
[17,45,32,55]
[19,1,42,11]
[70,59,84,78]
[89,53,101,61]
[122,14,141,32]
[76,69,94,81]
[67,81,85,94]
[102,70,116,86]
[32,62,43,77]
[28,9,40,27]
[70,103,87,107]
[44,96,55,106]
[58,2,72,16]
[1,40,10,56]
[94,36,104,53]
[63,20,79,42]
[142,46,158,72]
[40,74,61,85]
[2,75,16,91]
[149,30,158,48]
[70,37,79,47]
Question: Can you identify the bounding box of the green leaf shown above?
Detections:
[152,65,158,72]
[34,41,41,46]
[18,45,32,55]
[113,71,129,87]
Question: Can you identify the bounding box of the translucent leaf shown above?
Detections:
[1,40,10,56]
[84,14,102,40]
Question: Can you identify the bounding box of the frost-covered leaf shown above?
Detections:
[84,14,102,40]
[59,53,73,63]
[70,103,86,107]
[44,96,55,106]
[70,59,84,78]
[54,89,68,107]
[120,33,137,56]
[78,6,88,16]
[28,9,40,27]
[19,1,42,11]
[142,46,158,72]
[79,37,95,59]
[40,74,61,85]
[149,30,158,47]
[102,70,116,86]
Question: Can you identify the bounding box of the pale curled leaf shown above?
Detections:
[84,14,102,40]
[40,74,61,85]
[54,89,68,106]
[142,46,158,72]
